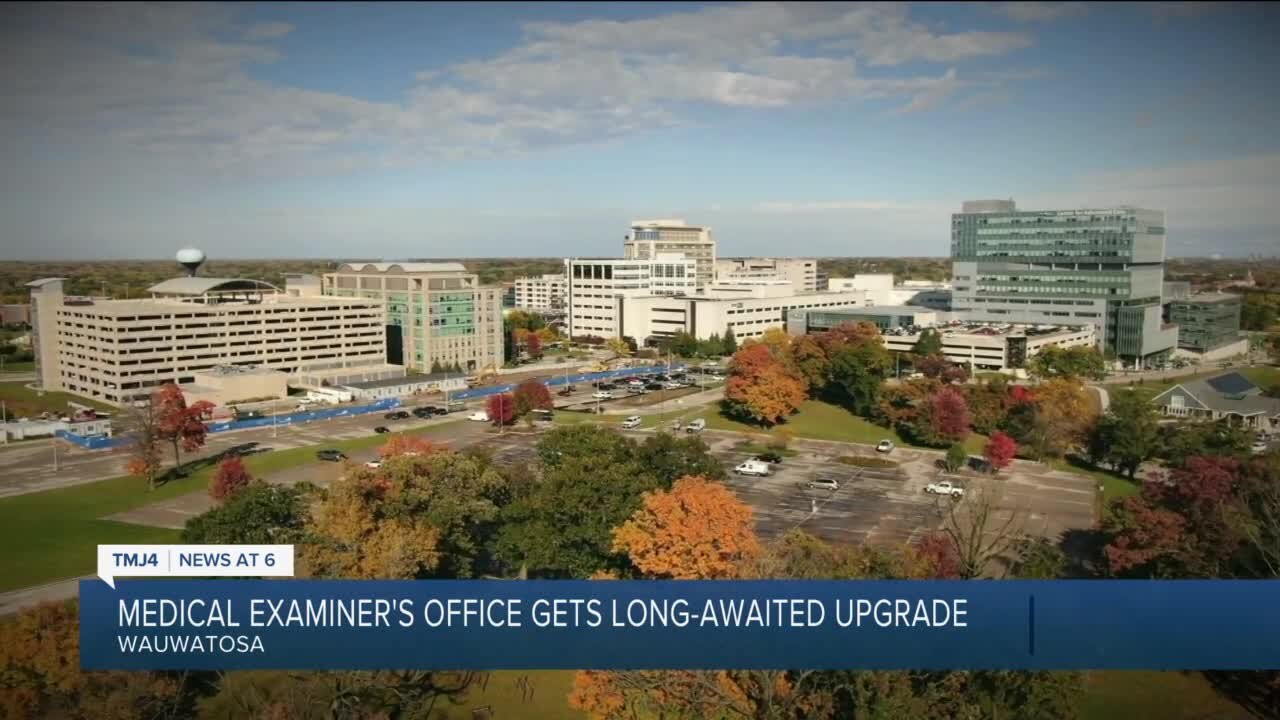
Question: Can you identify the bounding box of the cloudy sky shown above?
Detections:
[2,1,1277,259]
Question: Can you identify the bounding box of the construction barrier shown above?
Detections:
[450,364,688,401]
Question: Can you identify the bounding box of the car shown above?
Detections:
[628,378,646,387]
[663,381,683,390]
[592,390,614,400]
[557,385,576,396]
[1252,439,1270,455]
[364,460,382,469]
[685,418,706,433]
[807,477,839,491]
[621,415,642,429]
[531,409,554,422]
[734,460,771,477]
[875,440,895,453]
[412,407,434,418]
[374,426,391,434]
[925,480,965,497]
[468,411,490,422]
[645,382,664,391]
[598,382,618,390]
[315,449,346,462]
[384,411,410,420]
[755,451,783,464]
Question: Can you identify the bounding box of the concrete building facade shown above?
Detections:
[620,284,868,344]
[513,273,567,313]
[27,277,387,406]
[715,258,819,292]
[565,255,698,338]
[950,200,1177,367]
[623,219,716,288]
[323,263,504,374]
[826,274,952,310]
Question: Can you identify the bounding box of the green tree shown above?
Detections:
[633,432,727,485]
[1090,389,1161,478]
[1028,345,1107,380]
[182,482,308,545]
[912,328,943,357]
[827,339,891,415]
[722,326,738,354]
[944,443,968,472]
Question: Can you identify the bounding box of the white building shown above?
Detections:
[564,255,698,338]
[623,219,716,289]
[827,274,951,310]
[513,274,567,313]
[715,258,820,292]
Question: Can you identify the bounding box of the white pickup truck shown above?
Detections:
[925,480,964,498]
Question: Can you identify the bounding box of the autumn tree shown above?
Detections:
[874,377,941,440]
[379,434,444,459]
[613,476,760,579]
[525,332,543,359]
[724,342,808,425]
[915,353,951,379]
[605,336,633,359]
[939,483,1028,578]
[153,383,215,469]
[0,600,182,720]
[203,670,478,719]
[182,482,308,545]
[1033,379,1094,458]
[790,334,830,393]
[486,392,516,426]
[512,379,553,417]
[122,398,163,490]
[983,431,1018,472]
[824,326,891,415]
[209,455,253,502]
[925,386,971,446]
[965,377,1012,434]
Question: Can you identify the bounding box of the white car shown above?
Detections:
[807,477,839,491]
[628,378,646,387]
[664,381,683,390]
[364,460,382,469]
[734,460,771,477]
[926,480,965,497]
[875,440,895,453]
[685,418,706,433]
[592,390,614,400]
[621,416,642,429]
[468,411,490,422]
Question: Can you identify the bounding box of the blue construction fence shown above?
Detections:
[449,364,688,402]
[55,397,404,451]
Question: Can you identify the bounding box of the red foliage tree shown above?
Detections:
[983,431,1018,472]
[525,333,543,359]
[209,456,253,502]
[927,386,971,444]
[153,384,215,468]
[915,354,951,379]
[513,379,553,417]
[486,392,516,426]
[1009,384,1036,406]
[914,532,962,579]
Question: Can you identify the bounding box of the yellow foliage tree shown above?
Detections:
[1032,378,1095,458]
[301,472,441,579]
[612,475,760,580]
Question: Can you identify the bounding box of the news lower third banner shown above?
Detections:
[80,579,1280,670]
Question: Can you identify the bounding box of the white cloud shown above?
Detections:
[0,2,1041,174]
[984,2,1089,23]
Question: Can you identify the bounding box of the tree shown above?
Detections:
[944,443,968,473]
[605,336,632,359]
[1159,419,1253,467]
[1033,379,1094,458]
[183,482,307,545]
[378,435,444,459]
[983,431,1018,472]
[790,334,830,393]
[1028,345,1106,380]
[722,326,738,354]
[525,332,543,359]
[723,342,808,425]
[153,383,215,469]
[512,379,553,417]
[1011,537,1067,579]
[203,670,478,719]
[0,601,183,720]
[926,387,971,446]
[825,333,891,415]
[1089,389,1161,478]
[664,331,700,358]
[965,378,1011,435]
[912,328,943,357]
[486,392,516,426]
[613,476,760,579]
[915,353,951,379]
[939,483,1028,578]
[123,398,163,490]
[633,432,727,485]
[209,455,252,502]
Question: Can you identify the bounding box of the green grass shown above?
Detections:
[0,360,34,373]
[0,381,115,417]
[1103,365,1278,405]
[1240,365,1280,389]
[1079,671,1250,720]
[458,670,584,719]
[1051,457,1140,505]
[0,422,461,592]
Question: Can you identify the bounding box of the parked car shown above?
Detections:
[755,451,783,464]
[468,411,490,422]
[316,449,347,462]
[685,418,706,433]
[628,378,646,387]
[557,385,576,396]
[875,440,895,453]
[365,460,382,469]
[807,477,839,491]
[373,426,391,434]
[384,411,410,420]
[734,460,771,477]
[592,390,614,400]
[663,381,683,390]
[925,480,965,497]
[531,409,554,422]
[412,407,435,418]
[645,382,665,391]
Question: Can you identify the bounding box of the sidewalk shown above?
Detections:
[0,577,85,616]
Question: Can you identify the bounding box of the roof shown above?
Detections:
[334,262,468,274]
[1170,292,1242,304]
[25,278,66,288]
[344,373,463,390]
[147,278,280,295]
[1152,372,1280,417]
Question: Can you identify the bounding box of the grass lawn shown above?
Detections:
[1079,671,1251,720]
[0,360,34,373]
[1240,365,1280,389]
[0,381,115,417]
[1052,456,1140,505]
[459,670,584,719]
[0,422,460,592]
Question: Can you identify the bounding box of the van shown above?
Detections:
[734,460,770,477]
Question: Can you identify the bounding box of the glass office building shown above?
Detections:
[1165,292,1242,353]
[950,201,1177,368]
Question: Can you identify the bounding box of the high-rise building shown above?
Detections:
[950,200,1177,367]
[513,274,567,313]
[1164,292,1244,356]
[714,258,819,291]
[564,255,697,338]
[322,263,504,373]
[624,219,716,289]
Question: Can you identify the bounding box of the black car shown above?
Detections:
[384,411,411,420]
[755,451,784,464]
[316,449,347,462]
[557,386,575,396]
[644,382,664,391]
[411,407,434,418]
[431,406,450,416]
[374,426,391,434]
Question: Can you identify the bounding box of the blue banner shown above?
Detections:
[79,579,1280,671]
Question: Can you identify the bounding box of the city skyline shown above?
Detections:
[2,2,1279,260]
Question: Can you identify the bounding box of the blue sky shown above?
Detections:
[1,1,1277,260]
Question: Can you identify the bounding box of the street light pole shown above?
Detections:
[52,435,59,471]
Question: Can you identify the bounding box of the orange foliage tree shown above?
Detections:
[0,600,181,720]
[724,343,808,426]
[612,475,760,580]
[153,383,215,468]
[209,455,253,502]
[378,435,443,459]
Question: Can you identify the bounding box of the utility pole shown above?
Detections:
[52,435,59,471]
[1,400,6,444]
